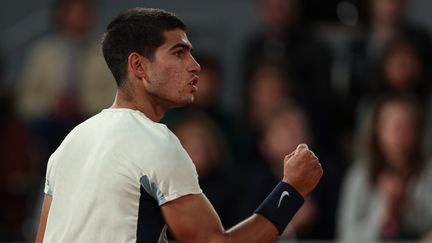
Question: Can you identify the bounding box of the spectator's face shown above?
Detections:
[59,0,96,37]
[251,76,285,111]
[258,0,299,35]
[370,0,404,25]
[383,43,421,90]
[377,101,417,162]
[262,112,308,166]
[145,29,201,108]
[248,66,290,122]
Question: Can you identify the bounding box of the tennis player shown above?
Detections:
[36,8,323,243]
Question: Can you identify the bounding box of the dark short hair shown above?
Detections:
[101,8,186,87]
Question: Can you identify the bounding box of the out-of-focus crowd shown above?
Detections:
[1,0,432,242]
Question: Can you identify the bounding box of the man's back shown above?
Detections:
[43,108,201,243]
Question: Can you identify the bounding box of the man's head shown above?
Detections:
[102,8,186,86]
[102,8,200,108]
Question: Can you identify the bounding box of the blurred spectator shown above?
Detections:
[170,111,240,228]
[239,105,342,240]
[341,33,431,163]
[243,61,293,129]
[345,0,432,135]
[0,55,39,241]
[355,37,430,130]
[426,97,432,150]
[242,0,336,157]
[378,38,426,98]
[239,62,293,167]
[338,93,432,242]
[16,0,116,159]
[350,0,432,94]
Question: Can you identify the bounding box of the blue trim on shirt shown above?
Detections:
[45,179,53,196]
[140,176,167,205]
[136,177,167,243]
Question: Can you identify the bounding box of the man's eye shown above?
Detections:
[175,51,184,58]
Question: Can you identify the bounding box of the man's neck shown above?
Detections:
[111,90,166,122]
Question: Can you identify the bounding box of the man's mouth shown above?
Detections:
[189,77,199,92]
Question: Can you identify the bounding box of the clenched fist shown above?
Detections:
[282,144,323,197]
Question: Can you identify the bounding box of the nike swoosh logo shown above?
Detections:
[277,191,290,208]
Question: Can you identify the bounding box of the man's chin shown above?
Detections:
[170,96,195,108]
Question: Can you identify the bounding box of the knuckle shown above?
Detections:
[308,157,318,165]
[297,144,307,152]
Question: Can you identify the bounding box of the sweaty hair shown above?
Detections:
[101,8,186,87]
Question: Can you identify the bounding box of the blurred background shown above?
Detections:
[1,0,432,242]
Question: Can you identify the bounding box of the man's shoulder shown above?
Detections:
[64,109,183,156]
[96,109,181,151]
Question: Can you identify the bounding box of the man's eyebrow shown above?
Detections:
[169,43,193,51]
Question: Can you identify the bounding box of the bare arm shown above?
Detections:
[36,194,52,243]
[162,144,323,243]
[162,193,278,243]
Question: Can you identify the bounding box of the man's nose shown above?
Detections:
[189,56,201,73]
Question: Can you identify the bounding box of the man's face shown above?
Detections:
[144,29,201,108]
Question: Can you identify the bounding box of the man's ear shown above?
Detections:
[127,52,148,80]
